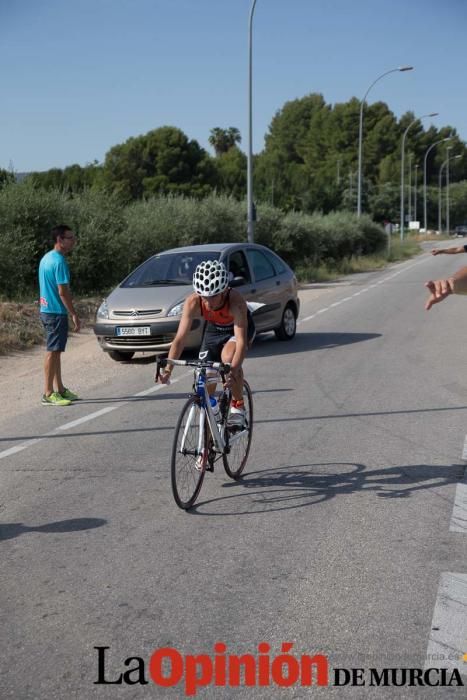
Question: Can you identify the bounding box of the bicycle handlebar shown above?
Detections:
[155,357,231,383]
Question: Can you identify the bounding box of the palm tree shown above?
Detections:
[209,127,242,156]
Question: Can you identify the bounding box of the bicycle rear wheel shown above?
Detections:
[171,396,207,509]
[223,380,253,480]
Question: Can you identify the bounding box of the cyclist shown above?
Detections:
[157,260,255,427]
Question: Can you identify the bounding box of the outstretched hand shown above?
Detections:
[425,279,454,310]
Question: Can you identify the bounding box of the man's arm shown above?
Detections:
[157,294,198,382]
[431,246,466,255]
[58,283,80,331]
[425,265,467,310]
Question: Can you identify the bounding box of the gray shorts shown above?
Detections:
[40,312,68,351]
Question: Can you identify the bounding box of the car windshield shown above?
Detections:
[121,251,221,288]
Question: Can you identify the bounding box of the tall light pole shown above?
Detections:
[414,164,419,223]
[446,153,462,235]
[423,136,451,233]
[407,152,412,221]
[400,112,438,240]
[247,0,258,244]
[357,66,413,217]
[438,147,454,234]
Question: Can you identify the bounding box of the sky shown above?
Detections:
[1,0,466,172]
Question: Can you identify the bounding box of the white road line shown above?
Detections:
[0,438,44,460]
[0,370,192,461]
[424,573,467,676]
[297,256,430,329]
[450,470,467,534]
[450,435,467,532]
[56,406,118,431]
[425,437,467,673]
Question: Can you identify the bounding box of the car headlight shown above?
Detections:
[96,299,109,320]
[167,301,185,317]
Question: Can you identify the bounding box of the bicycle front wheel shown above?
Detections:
[171,397,207,509]
[223,380,253,480]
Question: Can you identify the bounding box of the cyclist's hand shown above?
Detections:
[431,249,440,256]
[425,278,454,310]
[157,369,172,384]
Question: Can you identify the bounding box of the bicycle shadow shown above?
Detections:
[189,461,464,516]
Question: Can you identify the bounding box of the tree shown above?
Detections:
[209,127,242,156]
[102,126,216,200]
[214,147,247,198]
[0,168,15,189]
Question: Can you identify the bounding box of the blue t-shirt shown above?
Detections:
[39,250,70,314]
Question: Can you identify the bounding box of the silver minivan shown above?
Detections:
[94,243,300,361]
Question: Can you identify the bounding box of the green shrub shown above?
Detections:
[0,183,388,299]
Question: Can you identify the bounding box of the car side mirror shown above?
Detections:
[230,276,246,287]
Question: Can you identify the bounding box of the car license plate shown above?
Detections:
[116,326,150,336]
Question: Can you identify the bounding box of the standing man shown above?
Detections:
[39,224,80,406]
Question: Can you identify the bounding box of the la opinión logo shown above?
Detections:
[94,644,464,695]
[94,643,328,695]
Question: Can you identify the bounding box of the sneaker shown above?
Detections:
[227,405,246,429]
[42,392,72,407]
[60,387,79,401]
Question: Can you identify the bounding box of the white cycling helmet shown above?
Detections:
[193,260,229,297]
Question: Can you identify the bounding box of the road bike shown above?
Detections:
[156,358,253,509]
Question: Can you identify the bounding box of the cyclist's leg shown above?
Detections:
[199,326,222,394]
[221,339,244,401]
[220,313,255,400]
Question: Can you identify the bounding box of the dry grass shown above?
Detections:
[0,298,101,355]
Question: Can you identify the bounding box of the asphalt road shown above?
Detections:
[1,243,466,699]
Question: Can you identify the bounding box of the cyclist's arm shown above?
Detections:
[425,265,467,310]
[230,291,248,371]
[161,295,199,379]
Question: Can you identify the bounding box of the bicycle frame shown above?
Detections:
[156,358,249,458]
[191,367,226,454]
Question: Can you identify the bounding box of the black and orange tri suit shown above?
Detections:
[198,289,256,361]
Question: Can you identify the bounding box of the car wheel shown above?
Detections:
[274,305,297,341]
[108,350,135,362]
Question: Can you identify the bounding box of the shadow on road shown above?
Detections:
[190,461,464,516]
[2,402,467,444]
[248,331,381,358]
[0,517,107,542]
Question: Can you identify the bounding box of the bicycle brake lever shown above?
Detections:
[155,357,168,383]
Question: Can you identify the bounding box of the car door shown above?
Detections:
[223,248,264,325]
[244,248,284,331]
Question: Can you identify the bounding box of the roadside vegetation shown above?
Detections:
[3,89,465,354]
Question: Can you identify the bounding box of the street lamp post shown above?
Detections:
[438,147,453,234]
[247,0,258,244]
[446,153,462,235]
[407,153,412,221]
[400,112,439,241]
[414,164,419,223]
[357,66,413,217]
[423,136,451,233]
